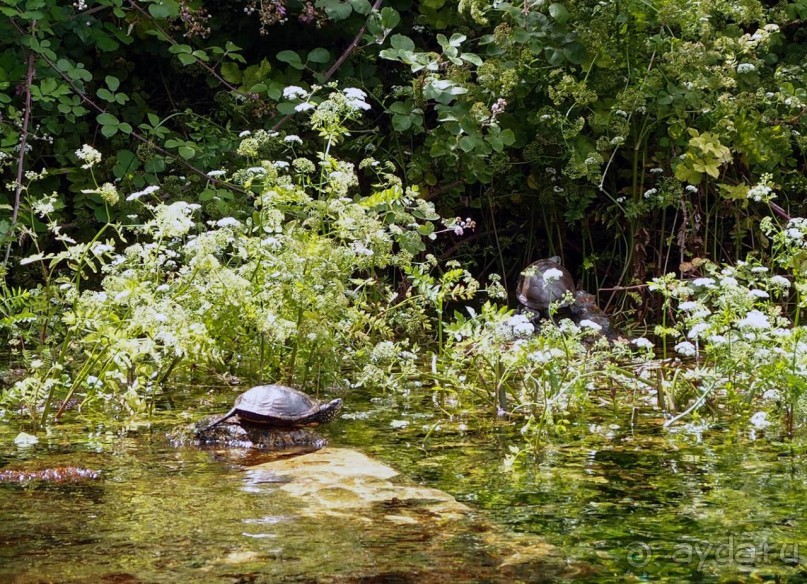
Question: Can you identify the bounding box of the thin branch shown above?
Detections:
[3,48,36,267]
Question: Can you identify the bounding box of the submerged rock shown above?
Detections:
[240,448,587,580]
[0,466,100,483]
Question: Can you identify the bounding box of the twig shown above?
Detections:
[3,48,36,267]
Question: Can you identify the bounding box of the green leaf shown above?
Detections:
[97,88,115,102]
[148,1,179,19]
[100,124,118,138]
[349,0,372,14]
[144,157,166,173]
[459,135,478,152]
[277,50,304,70]
[461,53,483,66]
[169,44,192,54]
[380,7,400,29]
[500,129,515,146]
[307,48,331,64]
[390,34,415,52]
[177,53,198,66]
[118,122,132,135]
[113,150,139,179]
[220,62,241,84]
[178,145,195,159]
[315,0,353,20]
[389,101,413,115]
[549,3,569,23]
[97,113,119,125]
[392,114,412,131]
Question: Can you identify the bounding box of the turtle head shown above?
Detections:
[315,398,343,425]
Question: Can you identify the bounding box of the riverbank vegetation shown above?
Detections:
[1,0,806,451]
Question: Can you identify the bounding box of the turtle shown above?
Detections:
[516,256,576,314]
[200,385,343,433]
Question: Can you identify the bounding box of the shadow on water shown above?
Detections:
[1,386,807,582]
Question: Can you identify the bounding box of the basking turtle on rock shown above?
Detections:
[200,385,343,431]
[187,385,343,451]
[516,257,576,318]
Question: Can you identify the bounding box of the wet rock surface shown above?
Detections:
[239,447,587,582]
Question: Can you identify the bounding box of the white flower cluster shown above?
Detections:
[127,185,160,201]
[75,144,102,169]
[746,174,776,202]
[343,87,371,111]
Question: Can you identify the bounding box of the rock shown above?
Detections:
[169,416,328,454]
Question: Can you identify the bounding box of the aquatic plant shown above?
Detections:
[0,87,457,428]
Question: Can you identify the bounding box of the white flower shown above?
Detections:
[238,130,251,138]
[156,284,170,293]
[750,266,769,273]
[283,85,308,99]
[678,301,700,311]
[91,243,114,255]
[127,185,160,201]
[748,289,769,299]
[216,217,242,228]
[737,63,756,74]
[708,334,728,345]
[284,135,303,145]
[246,167,267,174]
[261,236,281,249]
[343,87,367,100]
[350,241,374,257]
[786,228,804,241]
[346,98,371,111]
[769,275,790,288]
[273,161,290,169]
[720,276,738,288]
[75,144,102,168]
[579,319,602,331]
[631,337,654,350]
[749,411,770,429]
[762,389,782,402]
[692,277,716,288]
[674,341,697,357]
[685,185,698,193]
[643,188,658,199]
[687,322,710,339]
[737,310,770,330]
[294,102,315,112]
[207,170,226,178]
[542,267,564,283]
[505,314,535,337]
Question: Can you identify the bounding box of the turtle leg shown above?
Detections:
[197,407,237,434]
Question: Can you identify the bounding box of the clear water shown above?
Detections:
[2,387,807,583]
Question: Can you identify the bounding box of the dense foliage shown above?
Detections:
[1,0,807,445]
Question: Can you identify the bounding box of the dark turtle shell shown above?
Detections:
[516,257,575,313]
[201,385,343,431]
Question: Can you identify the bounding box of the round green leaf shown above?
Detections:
[307,48,331,64]
[549,3,569,23]
[277,50,304,70]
